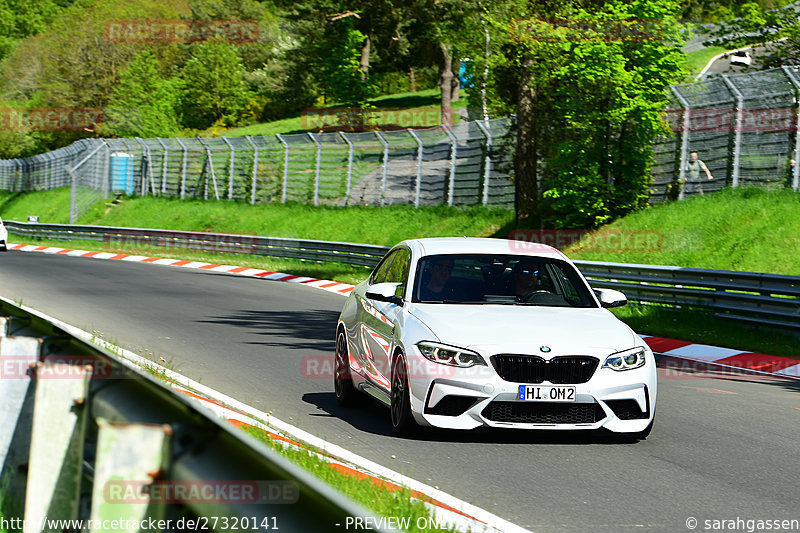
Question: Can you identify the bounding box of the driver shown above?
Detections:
[419,257,454,301]
[513,259,542,302]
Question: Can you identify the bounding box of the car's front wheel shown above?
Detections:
[334,330,357,407]
[390,353,418,436]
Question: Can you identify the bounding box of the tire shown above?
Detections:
[0,241,6,252]
[334,330,357,407]
[390,353,418,436]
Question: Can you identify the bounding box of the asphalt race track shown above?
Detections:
[2,250,799,532]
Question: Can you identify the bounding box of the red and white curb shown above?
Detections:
[642,336,800,379]
[7,243,356,297]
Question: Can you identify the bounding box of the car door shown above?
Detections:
[358,247,411,392]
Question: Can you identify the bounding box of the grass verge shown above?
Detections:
[685,46,727,76]
[240,425,456,533]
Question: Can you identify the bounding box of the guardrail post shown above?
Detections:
[90,420,171,526]
[721,75,743,188]
[442,125,458,206]
[176,138,188,200]
[782,66,800,191]
[374,131,389,207]
[308,132,321,206]
[474,120,493,205]
[24,359,92,530]
[339,132,354,205]
[408,129,424,208]
[245,136,259,204]
[156,138,169,195]
[276,134,290,203]
[0,336,42,505]
[222,136,236,200]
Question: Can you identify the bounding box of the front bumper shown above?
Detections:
[406,349,657,433]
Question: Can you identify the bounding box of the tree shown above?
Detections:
[102,50,183,138]
[180,42,251,129]
[479,0,685,227]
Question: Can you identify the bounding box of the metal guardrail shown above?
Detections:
[5,221,388,267]
[6,220,800,329]
[0,296,392,532]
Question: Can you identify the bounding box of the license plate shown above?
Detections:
[518,385,576,402]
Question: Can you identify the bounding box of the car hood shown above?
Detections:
[407,304,639,356]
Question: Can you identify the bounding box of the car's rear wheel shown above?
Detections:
[334,330,357,407]
[390,353,418,436]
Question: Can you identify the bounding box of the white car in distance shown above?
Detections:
[730,50,752,67]
[335,238,656,439]
[0,217,8,251]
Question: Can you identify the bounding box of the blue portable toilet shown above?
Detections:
[458,59,473,89]
[110,152,134,194]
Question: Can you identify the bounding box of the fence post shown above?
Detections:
[782,66,800,191]
[176,138,188,200]
[245,136,259,204]
[475,120,493,205]
[156,138,169,195]
[222,136,235,200]
[276,134,289,203]
[408,129,423,208]
[374,131,389,207]
[339,132,354,205]
[308,132,321,206]
[670,86,691,200]
[721,75,743,188]
[196,137,220,201]
[442,125,458,206]
[135,137,156,196]
[102,141,110,199]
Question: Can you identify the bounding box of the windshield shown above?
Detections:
[412,254,597,307]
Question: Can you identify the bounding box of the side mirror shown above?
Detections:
[594,288,627,308]
[365,282,404,305]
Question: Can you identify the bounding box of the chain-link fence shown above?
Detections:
[651,66,800,202]
[0,117,516,222]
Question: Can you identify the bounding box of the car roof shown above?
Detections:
[398,237,567,259]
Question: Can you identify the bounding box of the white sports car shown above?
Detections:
[0,217,8,251]
[335,237,656,439]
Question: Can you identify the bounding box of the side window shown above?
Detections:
[383,248,411,296]
[370,250,398,285]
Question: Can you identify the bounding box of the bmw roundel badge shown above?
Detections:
[540,346,551,353]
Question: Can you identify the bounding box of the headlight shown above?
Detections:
[603,347,646,371]
[417,341,486,368]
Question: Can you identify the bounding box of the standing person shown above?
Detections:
[682,151,713,199]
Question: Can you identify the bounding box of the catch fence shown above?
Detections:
[650,66,800,201]
[0,118,516,221]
